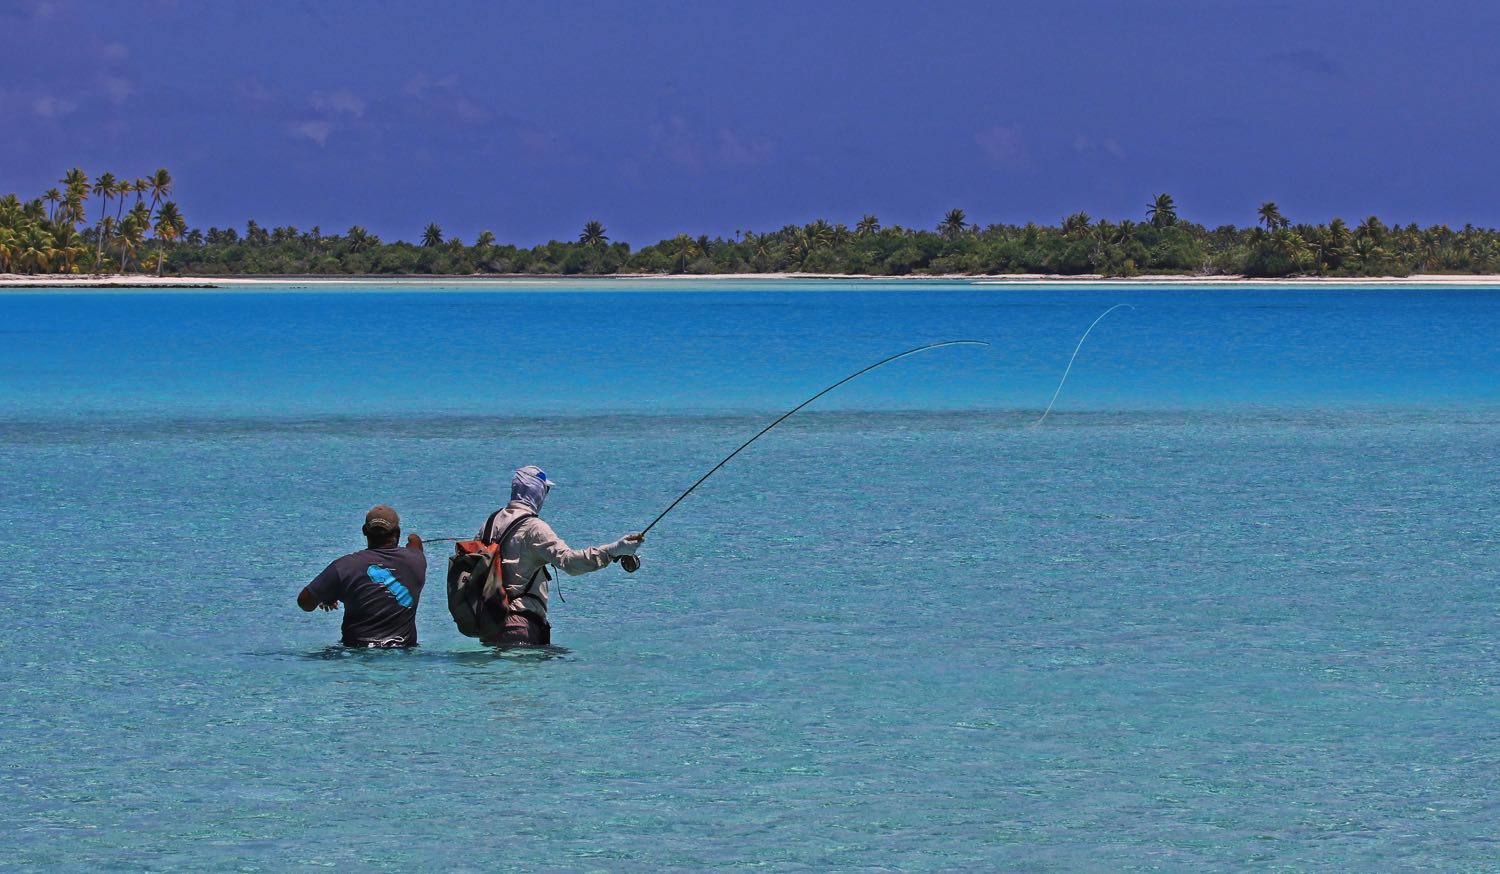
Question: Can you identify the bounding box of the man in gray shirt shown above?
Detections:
[476,466,642,646]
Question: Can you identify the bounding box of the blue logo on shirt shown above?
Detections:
[367,565,413,607]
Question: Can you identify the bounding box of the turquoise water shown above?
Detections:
[2,281,1498,870]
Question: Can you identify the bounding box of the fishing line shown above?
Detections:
[1032,304,1134,426]
[376,315,1124,574]
[638,339,990,539]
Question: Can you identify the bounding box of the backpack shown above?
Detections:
[446,511,534,640]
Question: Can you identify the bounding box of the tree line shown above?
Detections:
[1,168,184,275]
[6,171,1500,277]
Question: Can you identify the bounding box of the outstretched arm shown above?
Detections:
[526,519,643,576]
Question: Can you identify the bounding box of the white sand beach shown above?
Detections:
[7,272,1500,289]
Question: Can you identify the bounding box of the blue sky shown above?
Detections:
[5,0,1498,244]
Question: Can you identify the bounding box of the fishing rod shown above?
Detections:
[421,341,988,567]
[1032,304,1134,426]
[616,339,991,572]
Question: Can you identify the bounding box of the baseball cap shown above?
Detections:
[364,504,400,533]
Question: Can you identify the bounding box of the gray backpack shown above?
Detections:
[445,512,533,640]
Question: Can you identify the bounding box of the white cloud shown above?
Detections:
[975,124,1026,166]
[717,128,773,166]
[403,73,459,98]
[310,88,364,118]
[1074,134,1126,159]
[649,115,702,171]
[100,75,133,105]
[33,95,78,118]
[400,74,492,124]
[235,77,276,106]
[647,116,774,172]
[27,0,63,20]
[289,120,331,146]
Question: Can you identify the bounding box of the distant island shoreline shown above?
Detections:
[8,167,1500,285]
[8,272,1500,289]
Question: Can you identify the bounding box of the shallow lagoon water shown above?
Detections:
[1,282,1498,869]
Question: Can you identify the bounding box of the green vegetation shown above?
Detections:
[7,170,1500,278]
[2,167,183,275]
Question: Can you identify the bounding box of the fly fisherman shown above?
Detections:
[477,465,643,646]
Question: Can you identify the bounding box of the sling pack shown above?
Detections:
[446,511,538,640]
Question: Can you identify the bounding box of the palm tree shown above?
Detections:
[152,201,185,276]
[60,168,88,215]
[0,227,17,272]
[1257,202,1287,232]
[112,178,131,230]
[1354,216,1385,243]
[939,208,967,239]
[421,223,443,247]
[59,168,89,229]
[669,234,699,272]
[475,229,496,249]
[345,225,374,252]
[92,172,117,269]
[51,224,87,273]
[1062,211,1093,238]
[1146,193,1177,227]
[20,225,58,273]
[752,237,773,263]
[579,220,608,247]
[120,216,148,274]
[60,167,88,190]
[1271,227,1309,267]
[856,215,880,236]
[1327,217,1351,250]
[120,204,150,273]
[789,223,831,262]
[1349,235,1385,272]
[58,193,82,229]
[144,168,172,228]
[43,188,62,223]
[96,216,117,270]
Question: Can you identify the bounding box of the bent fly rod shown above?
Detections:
[617,339,990,572]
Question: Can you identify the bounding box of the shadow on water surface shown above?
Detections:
[273,644,573,665]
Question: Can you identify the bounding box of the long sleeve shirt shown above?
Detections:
[477,500,614,619]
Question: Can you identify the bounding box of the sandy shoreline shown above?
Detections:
[6,271,1500,289]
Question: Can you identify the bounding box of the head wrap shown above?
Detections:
[511,465,552,513]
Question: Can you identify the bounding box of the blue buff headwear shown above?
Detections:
[511,465,554,513]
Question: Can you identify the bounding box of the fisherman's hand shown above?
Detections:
[318,601,340,611]
[606,533,644,557]
[407,533,423,553]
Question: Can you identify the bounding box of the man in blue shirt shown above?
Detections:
[298,505,427,647]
